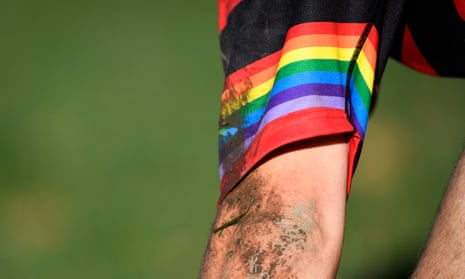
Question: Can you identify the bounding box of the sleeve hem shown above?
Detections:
[218,107,357,205]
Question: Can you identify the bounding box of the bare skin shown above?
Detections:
[201,134,465,278]
[200,136,348,278]
[412,148,465,278]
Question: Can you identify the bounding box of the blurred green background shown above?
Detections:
[0,1,464,278]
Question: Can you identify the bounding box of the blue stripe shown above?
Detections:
[270,71,347,97]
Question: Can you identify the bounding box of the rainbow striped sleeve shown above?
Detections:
[218,21,379,202]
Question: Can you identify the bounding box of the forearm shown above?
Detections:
[200,137,348,278]
[412,148,465,278]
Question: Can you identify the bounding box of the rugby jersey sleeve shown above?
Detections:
[217,0,406,204]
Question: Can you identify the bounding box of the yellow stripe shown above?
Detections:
[221,78,275,118]
[246,78,274,103]
[280,46,375,90]
[278,47,354,69]
[356,51,375,93]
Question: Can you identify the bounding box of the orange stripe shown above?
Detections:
[287,22,367,38]
[282,34,377,68]
[283,32,376,68]
[221,63,277,104]
[225,51,281,86]
[283,34,359,51]
[360,36,377,69]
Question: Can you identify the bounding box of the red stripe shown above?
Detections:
[347,131,361,196]
[218,0,242,32]
[401,25,438,76]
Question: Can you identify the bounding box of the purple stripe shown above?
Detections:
[220,95,347,166]
[268,83,345,108]
[259,95,345,132]
[221,109,367,182]
[241,84,345,136]
[221,95,346,169]
[244,122,260,139]
[220,95,348,178]
[219,164,224,179]
[242,95,345,139]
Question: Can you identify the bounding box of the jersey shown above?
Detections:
[217,0,465,203]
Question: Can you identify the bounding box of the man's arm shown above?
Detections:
[412,148,465,278]
[200,136,349,278]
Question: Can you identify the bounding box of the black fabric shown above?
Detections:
[220,0,465,78]
[220,0,381,76]
[403,0,465,77]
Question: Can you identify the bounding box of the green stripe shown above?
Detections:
[238,93,268,119]
[277,59,372,110]
[351,65,371,110]
[276,59,350,81]
[224,60,374,125]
